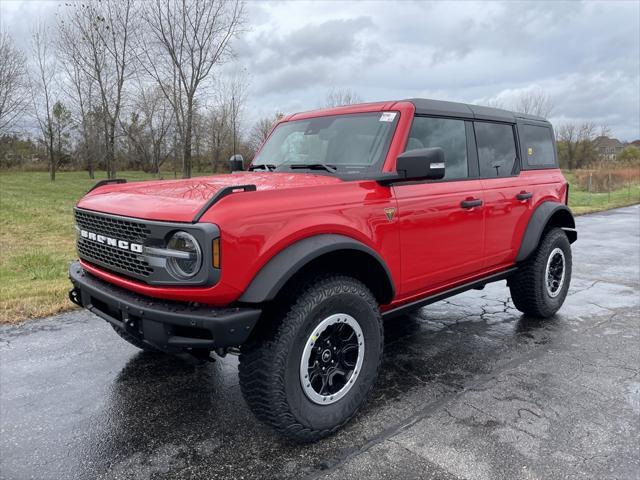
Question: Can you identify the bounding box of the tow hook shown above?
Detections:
[68,288,82,307]
[214,346,241,358]
[181,349,217,366]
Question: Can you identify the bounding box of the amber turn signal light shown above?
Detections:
[212,238,221,269]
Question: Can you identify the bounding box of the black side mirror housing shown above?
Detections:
[395,147,445,182]
[229,154,244,172]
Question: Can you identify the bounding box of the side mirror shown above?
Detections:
[229,154,244,172]
[396,147,445,181]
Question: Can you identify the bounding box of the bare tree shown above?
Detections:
[556,122,598,169]
[598,124,612,138]
[225,70,249,158]
[324,87,362,108]
[514,88,554,117]
[141,0,245,178]
[480,88,553,117]
[60,0,135,178]
[58,22,99,178]
[207,102,230,173]
[52,101,73,169]
[29,24,58,181]
[482,98,506,109]
[249,112,283,152]
[121,84,175,174]
[0,31,29,135]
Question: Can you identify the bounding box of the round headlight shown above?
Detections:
[166,231,202,279]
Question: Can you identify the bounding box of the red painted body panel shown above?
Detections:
[392,179,485,296]
[75,101,567,310]
[77,172,343,222]
[480,169,567,269]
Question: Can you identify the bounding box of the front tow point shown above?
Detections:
[69,288,82,307]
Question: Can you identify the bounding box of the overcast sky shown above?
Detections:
[2,0,639,140]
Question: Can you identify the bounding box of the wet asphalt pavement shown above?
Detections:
[1,205,639,480]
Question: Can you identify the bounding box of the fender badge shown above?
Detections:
[384,207,396,222]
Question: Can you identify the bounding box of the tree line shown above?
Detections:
[1,5,637,181]
[0,0,286,181]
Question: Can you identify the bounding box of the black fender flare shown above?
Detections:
[239,234,395,304]
[516,201,577,262]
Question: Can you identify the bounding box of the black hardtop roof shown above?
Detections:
[404,98,549,124]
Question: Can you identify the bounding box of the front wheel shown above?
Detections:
[509,227,572,318]
[238,276,383,443]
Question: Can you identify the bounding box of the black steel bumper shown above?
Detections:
[68,261,261,352]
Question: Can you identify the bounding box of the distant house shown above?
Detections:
[631,139,640,148]
[592,136,624,161]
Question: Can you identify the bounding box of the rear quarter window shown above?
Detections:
[521,124,557,168]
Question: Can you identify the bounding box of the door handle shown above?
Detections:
[460,199,483,209]
[516,191,533,201]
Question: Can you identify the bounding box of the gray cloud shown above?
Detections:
[240,0,639,140]
[2,0,639,140]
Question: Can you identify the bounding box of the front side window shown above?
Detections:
[405,117,468,180]
[475,122,517,178]
[252,112,398,173]
[522,124,556,167]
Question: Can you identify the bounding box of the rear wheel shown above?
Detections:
[509,227,572,318]
[238,275,383,443]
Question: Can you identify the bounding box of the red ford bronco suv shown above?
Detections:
[69,98,577,442]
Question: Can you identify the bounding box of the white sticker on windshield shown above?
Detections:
[379,112,397,122]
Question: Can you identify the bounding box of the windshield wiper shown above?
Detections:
[288,163,337,173]
[248,164,277,171]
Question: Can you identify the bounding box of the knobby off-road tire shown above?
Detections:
[110,324,161,353]
[509,227,572,318]
[238,276,384,443]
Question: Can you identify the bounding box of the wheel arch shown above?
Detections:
[239,234,395,305]
[516,201,577,263]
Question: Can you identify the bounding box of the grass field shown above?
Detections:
[562,170,640,215]
[1,169,639,323]
[0,171,162,323]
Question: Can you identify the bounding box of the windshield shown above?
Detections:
[252,112,399,173]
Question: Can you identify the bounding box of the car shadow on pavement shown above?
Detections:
[87,307,560,478]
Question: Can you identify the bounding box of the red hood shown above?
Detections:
[77,172,343,222]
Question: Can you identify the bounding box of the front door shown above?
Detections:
[394,116,485,298]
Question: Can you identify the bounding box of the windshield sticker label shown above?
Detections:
[379,112,397,122]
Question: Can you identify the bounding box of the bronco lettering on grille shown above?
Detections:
[79,229,143,253]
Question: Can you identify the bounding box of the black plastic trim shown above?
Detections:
[239,234,395,304]
[69,261,260,350]
[516,202,577,262]
[193,184,257,223]
[87,178,127,194]
[383,268,518,319]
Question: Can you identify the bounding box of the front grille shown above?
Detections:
[75,209,151,243]
[77,241,153,277]
[75,210,153,278]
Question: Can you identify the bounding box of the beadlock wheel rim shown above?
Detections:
[545,247,566,298]
[300,313,365,405]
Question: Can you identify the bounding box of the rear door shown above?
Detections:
[394,116,485,297]
[475,121,534,269]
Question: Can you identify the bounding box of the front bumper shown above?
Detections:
[69,261,261,352]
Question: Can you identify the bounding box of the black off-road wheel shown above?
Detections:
[110,324,161,353]
[509,227,572,318]
[238,276,383,443]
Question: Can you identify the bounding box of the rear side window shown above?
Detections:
[521,124,556,168]
[475,122,517,178]
[406,117,468,180]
